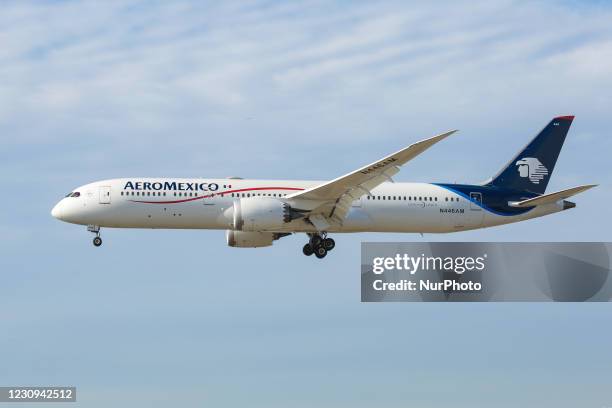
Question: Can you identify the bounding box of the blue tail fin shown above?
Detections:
[487,116,574,194]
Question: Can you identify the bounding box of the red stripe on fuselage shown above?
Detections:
[128,186,305,204]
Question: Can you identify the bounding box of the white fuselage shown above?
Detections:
[51,178,563,234]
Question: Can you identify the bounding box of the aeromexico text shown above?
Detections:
[370,253,486,292]
[123,181,219,191]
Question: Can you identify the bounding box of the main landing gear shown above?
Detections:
[303,233,335,259]
[88,225,102,247]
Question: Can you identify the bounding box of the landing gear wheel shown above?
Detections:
[310,235,322,248]
[303,243,314,256]
[314,246,327,259]
[323,238,335,251]
[93,236,102,247]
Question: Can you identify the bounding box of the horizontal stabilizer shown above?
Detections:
[509,184,597,208]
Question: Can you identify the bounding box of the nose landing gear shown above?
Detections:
[303,233,335,258]
[88,225,102,247]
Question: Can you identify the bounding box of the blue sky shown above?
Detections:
[1,1,611,406]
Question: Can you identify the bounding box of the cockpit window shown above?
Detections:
[65,192,81,198]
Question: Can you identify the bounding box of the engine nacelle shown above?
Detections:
[230,198,293,231]
[226,230,274,248]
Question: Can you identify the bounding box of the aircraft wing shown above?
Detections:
[509,184,597,208]
[286,130,457,227]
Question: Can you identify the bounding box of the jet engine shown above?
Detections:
[226,230,275,248]
[229,198,304,231]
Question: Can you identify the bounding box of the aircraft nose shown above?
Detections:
[51,202,63,220]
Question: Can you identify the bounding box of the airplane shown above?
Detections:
[51,115,595,258]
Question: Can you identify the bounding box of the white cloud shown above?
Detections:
[0,0,611,185]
